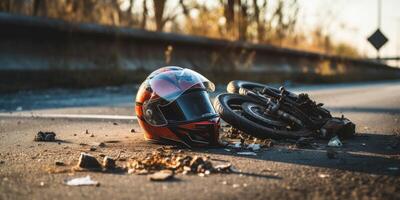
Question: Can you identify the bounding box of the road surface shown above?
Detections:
[0,81,399,200]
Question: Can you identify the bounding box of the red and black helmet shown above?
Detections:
[135,66,220,147]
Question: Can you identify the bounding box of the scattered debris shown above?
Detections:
[326,149,338,159]
[98,142,106,148]
[79,143,88,146]
[361,143,366,147]
[237,151,257,156]
[127,148,236,178]
[214,163,237,173]
[102,156,116,170]
[55,161,65,166]
[65,176,99,186]
[34,131,56,142]
[320,117,355,139]
[77,153,102,169]
[40,182,45,187]
[247,143,261,151]
[318,173,330,178]
[233,142,242,148]
[148,170,174,181]
[232,183,240,188]
[73,134,77,136]
[0,160,4,164]
[89,146,97,151]
[113,122,118,125]
[90,134,95,137]
[328,136,342,147]
[221,127,273,151]
[131,129,136,133]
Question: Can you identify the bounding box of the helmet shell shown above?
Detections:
[135,66,219,147]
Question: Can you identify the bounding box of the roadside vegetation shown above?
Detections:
[0,0,360,58]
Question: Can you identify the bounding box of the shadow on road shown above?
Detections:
[193,133,400,176]
[328,106,400,115]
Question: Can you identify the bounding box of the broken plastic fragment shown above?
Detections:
[77,153,102,169]
[232,142,241,148]
[65,176,99,186]
[34,131,56,142]
[214,163,232,172]
[102,156,116,170]
[328,136,342,147]
[237,151,257,156]
[148,170,174,181]
[235,143,241,148]
[318,173,330,178]
[247,143,261,151]
[232,184,240,188]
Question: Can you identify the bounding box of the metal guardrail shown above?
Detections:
[0,12,399,92]
[0,12,391,67]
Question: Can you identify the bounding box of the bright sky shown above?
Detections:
[122,0,400,62]
[297,0,400,60]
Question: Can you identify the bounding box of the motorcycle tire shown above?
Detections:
[214,93,313,139]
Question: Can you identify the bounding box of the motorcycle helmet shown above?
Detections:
[135,66,220,147]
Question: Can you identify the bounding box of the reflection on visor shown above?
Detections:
[159,90,217,123]
[149,68,215,102]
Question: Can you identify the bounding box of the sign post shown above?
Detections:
[367,29,388,60]
[367,0,388,61]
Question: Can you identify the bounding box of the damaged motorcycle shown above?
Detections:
[214,80,355,140]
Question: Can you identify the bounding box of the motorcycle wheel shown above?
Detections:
[214,93,313,139]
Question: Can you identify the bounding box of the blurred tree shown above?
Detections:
[0,0,361,57]
[141,0,147,29]
[223,0,235,37]
[270,0,298,46]
[33,0,46,16]
[252,0,266,42]
[153,0,178,31]
[153,0,166,31]
[238,0,248,41]
[0,0,11,12]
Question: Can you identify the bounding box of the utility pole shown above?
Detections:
[397,18,400,67]
[377,0,382,60]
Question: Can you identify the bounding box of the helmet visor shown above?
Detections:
[148,68,215,103]
[159,90,217,124]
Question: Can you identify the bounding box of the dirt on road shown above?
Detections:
[0,116,399,200]
[1,83,400,200]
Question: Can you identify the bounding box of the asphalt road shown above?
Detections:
[0,81,399,200]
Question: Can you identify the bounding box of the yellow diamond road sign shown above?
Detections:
[367,29,388,50]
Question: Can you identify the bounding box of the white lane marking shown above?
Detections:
[0,113,137,120]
